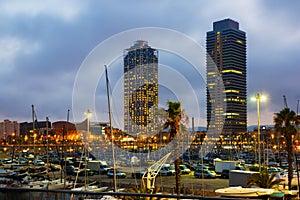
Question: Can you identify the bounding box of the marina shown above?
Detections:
[1,3,300,199]
[1,150,300,199]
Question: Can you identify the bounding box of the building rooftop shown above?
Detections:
[127,40,150,50]
[213,18,239,31]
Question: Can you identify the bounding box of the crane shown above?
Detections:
[142,152,171,193]
[283,95,289,109]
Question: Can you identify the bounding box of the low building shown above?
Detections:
[0,119,20,138]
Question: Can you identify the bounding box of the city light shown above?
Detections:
[85,109,92,121]
[251,93,267,171]
[84,109,92,190]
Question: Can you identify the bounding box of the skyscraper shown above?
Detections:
[206,19,247,135]
[124,40,158,136]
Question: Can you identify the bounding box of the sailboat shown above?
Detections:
[105,65,117,192]
[215,186,275,198]
[71,181,108,192]
[70,66,116,197]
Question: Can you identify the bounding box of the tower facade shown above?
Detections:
[206,19,247,135]
[124,40,158,136]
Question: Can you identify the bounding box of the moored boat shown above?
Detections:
[71,185,108,192]
[215,186,274,197]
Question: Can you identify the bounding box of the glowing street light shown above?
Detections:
[85,109,92,134]
[84,109,92,191]
[251,93,266,171]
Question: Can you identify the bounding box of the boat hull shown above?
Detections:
[215,186,274,198]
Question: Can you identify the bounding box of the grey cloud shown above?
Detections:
[0,0,299,127]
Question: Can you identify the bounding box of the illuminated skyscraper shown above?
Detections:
[206,19,247,135]
[124,40,158,136]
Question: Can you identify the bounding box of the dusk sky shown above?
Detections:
[0,0,299,127]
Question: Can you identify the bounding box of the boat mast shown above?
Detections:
[67,109,70,122]
[64,109,70,188]
[84,109,92,191]
[46,116,49,176]
[105,65,117,192]
[32,105,36,163]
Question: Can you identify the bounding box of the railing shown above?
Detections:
[0,187,242,200]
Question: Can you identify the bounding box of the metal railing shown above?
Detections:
[0,187,243,200]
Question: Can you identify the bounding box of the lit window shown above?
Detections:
[208,72,216,75]
[236,39,244,44]
[225,113,239,116]
[222,69,243,74]
[224,90,239,93]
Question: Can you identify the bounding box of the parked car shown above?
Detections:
[73,161,87,169]
[33,159,45,166]
[0,158,12,164]
[51,158,61,165]
[96,161,110,175]
[60,159,74,166]
[234,165,246,171]
[220,169,229,179]
[46,164,61,172]
[159,166,174,176]
[18,157,28,165]
[180,164,191,174]
[100,164,110,175]
[107,169,126,178]
[66,165,76,175]
[159,164,175,176]
[131,171,145,179]
[194,169,216,179]
[268,167,282,173]
[77,169,95,176]
[193,164,210,170]
[184,163,196,171]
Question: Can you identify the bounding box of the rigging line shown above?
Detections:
[105,65,117,192]
[107,77,123,129]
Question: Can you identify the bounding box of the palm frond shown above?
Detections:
[247,168,284,188]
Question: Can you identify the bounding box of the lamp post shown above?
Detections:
[84,109,92,191]
[252,93,266,172]
[85,109,92,135]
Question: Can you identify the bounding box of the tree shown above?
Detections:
[161,101,182,198]
[274,108,300,189]
[247,167,283,188]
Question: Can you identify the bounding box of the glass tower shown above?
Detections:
[206,19,247,135]
[124,40,158,136]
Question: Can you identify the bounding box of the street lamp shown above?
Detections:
[251,93,266,171]
[85,109,92,135]
[84,109,92,191]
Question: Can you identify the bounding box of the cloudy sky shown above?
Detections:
[0,0,299,127]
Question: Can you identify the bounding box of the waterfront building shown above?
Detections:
[123,40,159,137]
[53,121,76,131]
[206,18,247,135]
[0,119,20,138]
[19,121,51,136]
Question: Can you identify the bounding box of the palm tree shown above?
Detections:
[247,167,283,188]
[161,101,182,198]
[274,108,300,189]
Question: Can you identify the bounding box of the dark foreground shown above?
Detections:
[0,187,245,200]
